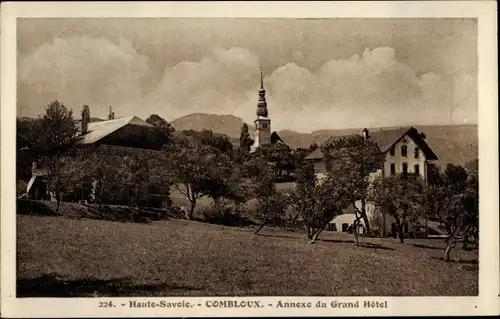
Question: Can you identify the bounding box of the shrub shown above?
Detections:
[17,199,59,217]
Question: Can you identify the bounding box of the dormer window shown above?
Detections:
[401,145,407,157]
[389,146,395,156]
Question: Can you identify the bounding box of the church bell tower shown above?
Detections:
[251,68,271,152]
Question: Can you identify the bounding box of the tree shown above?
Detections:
[201,153,245,228]
[465,158,478,173]
[251,159,287,235]
[253,143,296,179]
[254,189,289,234]
[289,174,350,243]
[36,101,79,212]
[38,101,78,155]
[17,117,43,180]
[169,141,220,220]
[322,135,382,236]
[425,164,478,261]
[182,129,234,154]
[239,123,254,152]
[369,175,425,243]
[146,114,175,148]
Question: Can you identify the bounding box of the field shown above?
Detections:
[17,215,478,297]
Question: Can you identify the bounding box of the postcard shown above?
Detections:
[1,1,498,317]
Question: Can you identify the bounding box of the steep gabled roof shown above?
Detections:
[304,126,438,161]
[271,131,289,148]
[78,116,154,145]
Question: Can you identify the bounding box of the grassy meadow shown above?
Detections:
[17,215,478,297]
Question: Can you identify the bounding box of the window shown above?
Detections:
[402,162,408,175]
[326,223,337,232]
[390,163,396,175]
[414,147,420,159]
[342,223,349,232]
[261,123,267,128]
[389,146,395,156]
[414,164,420,175]
[401,145,407,157]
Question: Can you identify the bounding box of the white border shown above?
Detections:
[1,1,498,317]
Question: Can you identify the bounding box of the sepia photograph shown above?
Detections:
[1,1,498,317]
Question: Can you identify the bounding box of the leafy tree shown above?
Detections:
[239,123,254,152]
[308,142,319,153]
[146,114,175,148]
[201,153,246,228]
[322,135,383,236]
[182,129,233,154]
[17,117,43,180]
[254,189,289,234]
[38,101,78,155]
[251,160,287,235]
[465,158,478,173]
[369,175,425,243]
[169,142,221,220]
[289,174,350,243]
[253,143,296,179]
[35,101,79,212]
[425,164,478,261]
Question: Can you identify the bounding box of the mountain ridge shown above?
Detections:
[170,113,478,167]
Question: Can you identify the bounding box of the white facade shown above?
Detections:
[250,117,271,152]
[328,200,425,236]
[382,136,428,181]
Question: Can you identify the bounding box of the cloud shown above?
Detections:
[146,47,260,120]
[18,38,476,132]
[262,47,459,131]
[18,36,150,118]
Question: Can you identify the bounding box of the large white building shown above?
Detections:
[305,127,439,237]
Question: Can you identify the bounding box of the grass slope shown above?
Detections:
[17,215,477,297]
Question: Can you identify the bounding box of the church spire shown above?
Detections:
[257,67,268,118]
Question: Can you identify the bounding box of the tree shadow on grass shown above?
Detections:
[17,273,204,297]
[319,238,355,244]
[319,239,394,250]
[255,233,299,240]
[358,243,395,251]
[431,257,478,265]
[412,243,443,250]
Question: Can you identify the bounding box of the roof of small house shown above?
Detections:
[78,116,154,145]
[271,131,289,148]
[304,126,438,161]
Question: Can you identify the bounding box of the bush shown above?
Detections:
[17,199,59,217]
[199,204,256,227]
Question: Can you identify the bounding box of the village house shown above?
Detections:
[305,127,439,237]
[26,105,169,207]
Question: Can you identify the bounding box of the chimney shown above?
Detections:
[361,128,369,140]
[81,105,90,134]
[108,106,115,120]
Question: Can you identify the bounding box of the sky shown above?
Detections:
[17,18,477,133]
